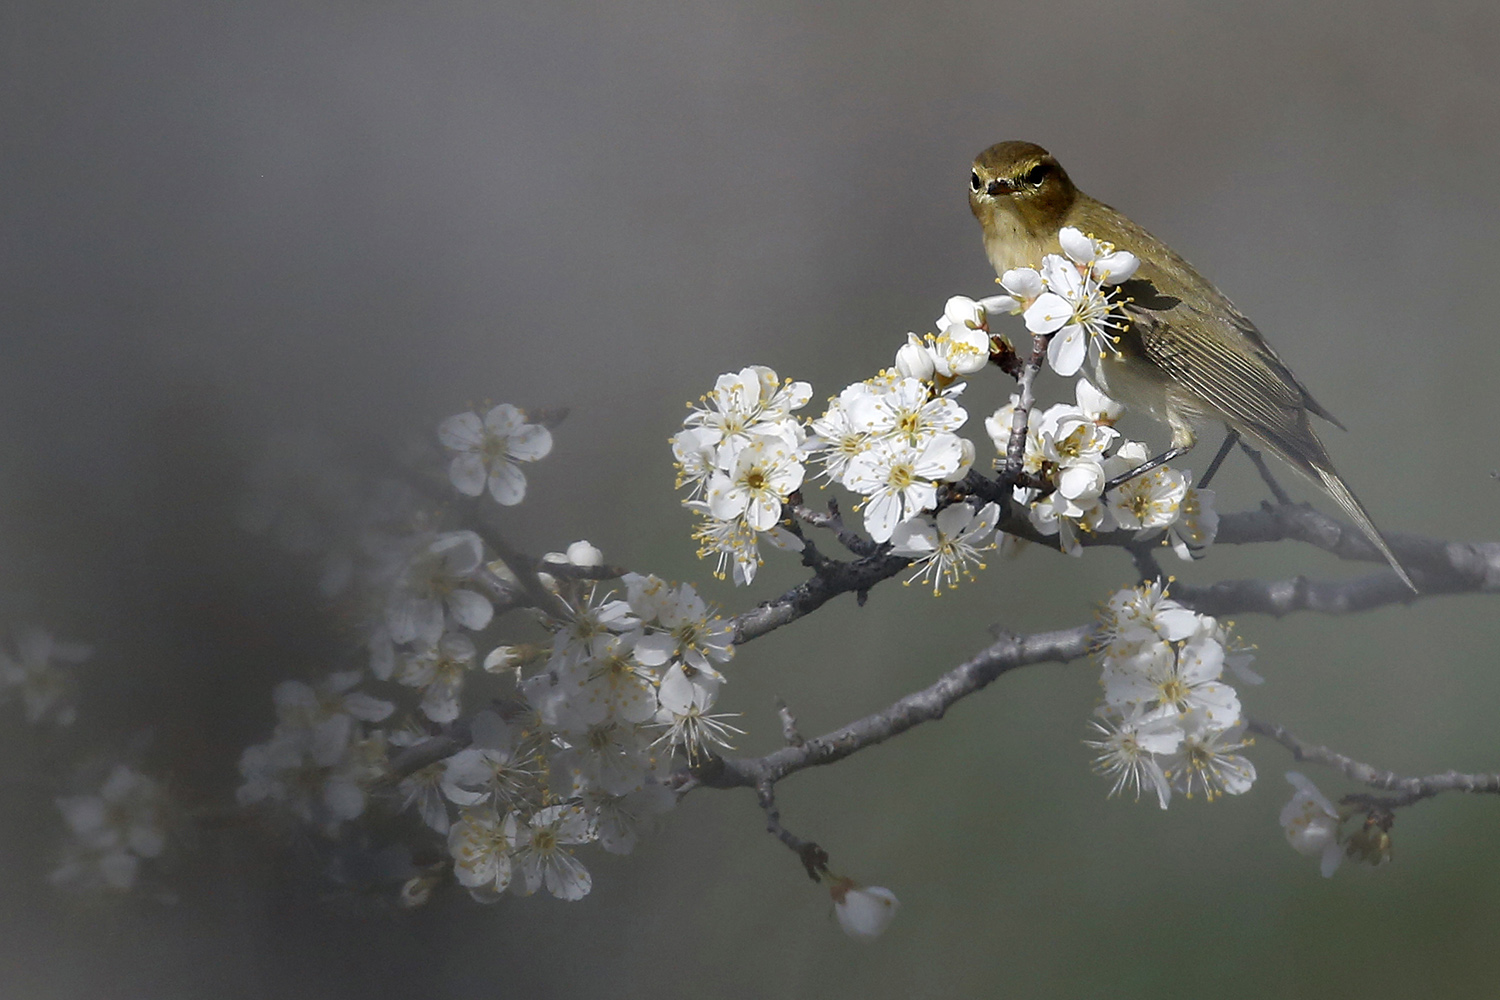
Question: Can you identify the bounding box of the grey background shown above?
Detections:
[3,1,1500,997]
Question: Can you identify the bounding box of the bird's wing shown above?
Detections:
[1075,195,1345,431]
[1120,276,1345,432]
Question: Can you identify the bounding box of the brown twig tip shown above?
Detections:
[756,780,828,882]
[526,406,571,429]
[989,335,1023,379]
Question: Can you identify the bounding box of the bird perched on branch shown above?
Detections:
[968,140,1414,590]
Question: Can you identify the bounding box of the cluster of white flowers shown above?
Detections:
[0,628,92,727]
[671,366,813,585]
[441,563,731,902]
[51,764,168,893]
[231,404,752,904]
[237,671,395,835]
[810,372,974,544]
[671,301,1010,588]
[987,226,1140,377]
[987,379,1218,557]
[674,272,1217,585]
[1086,582,1260,808]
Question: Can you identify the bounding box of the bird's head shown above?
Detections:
[968,141,1078,236]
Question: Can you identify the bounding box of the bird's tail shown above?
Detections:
[1263,434,1416,592]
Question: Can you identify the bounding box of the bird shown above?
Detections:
[967,140,1415,590]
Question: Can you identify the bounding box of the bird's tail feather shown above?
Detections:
[1264,437,1417,592]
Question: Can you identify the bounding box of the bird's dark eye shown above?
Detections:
[970,170,982,192]
[1025,163,1050,187]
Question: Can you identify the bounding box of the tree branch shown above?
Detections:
[1000,334,1051,486]
[693,624,1094,791]
[1247,716,1500,809]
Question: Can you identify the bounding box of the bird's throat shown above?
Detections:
[981,204,1058,276]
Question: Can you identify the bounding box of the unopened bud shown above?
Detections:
[827,876,900,940]
[895,335,936,381]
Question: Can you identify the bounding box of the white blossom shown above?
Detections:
[0,629,92,726]
[894,334,937,381]
[632,582,734,675]
[1281,771,1343,877]
[1085,708,1183,810]
[1005,233,1138,378]
[550,720,657,797]
[385,530,492,647]
[508,805,594,900]
[1163,715,1256,801]
[50,765,167,893]
[1075,378,1124,424]
[888,502,999,594]
[807,384,877,485]
[586,782,675,855]
[1106,465,1187,534]
[399,633,478,723]
[653,666,743,763]
[1102,630,1242,728]
[671,426,722,499]
[845,376,966,447]
[705,435,804,532]
[685,366,811,460]
[844,435,965,543]
[441,712,540,811]
[438,403,553,505]
[448,808,515,902]
[1168,482,1220,561]
[1094,582,1198,668]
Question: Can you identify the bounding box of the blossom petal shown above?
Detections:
[863,492,904,544]
[1041,254,1083,297]
[447,588,494,631]
[1058,226,1097,263]
[1023,292,1073,335]
[1047,324,1086,377]
[483,404,525,435]
[438,412,484,450]
[448,453,488,496]
[509,423,553,462]
[487,463,527,506]
[999,267,1043,299]
[1093,250,1139,284]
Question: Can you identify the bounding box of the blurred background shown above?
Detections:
[4,0,1500,996]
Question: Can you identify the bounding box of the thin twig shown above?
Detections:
[1239,441,1293,505]
[1247,717,1500,808]
[757,781,828,881]
[791,496,882,558]
[1000,334,1051,486]
[377,719,474,788]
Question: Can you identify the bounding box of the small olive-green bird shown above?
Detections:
[968,140,1414,590]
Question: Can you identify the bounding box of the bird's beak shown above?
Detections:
[985,178,1013,197]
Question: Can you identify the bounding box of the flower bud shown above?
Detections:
[400,875,436,908]
[828,877,900,940]
[895,335,936,381]
[940,437,976,482]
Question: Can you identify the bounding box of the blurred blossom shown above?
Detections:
[438,403,553,505]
